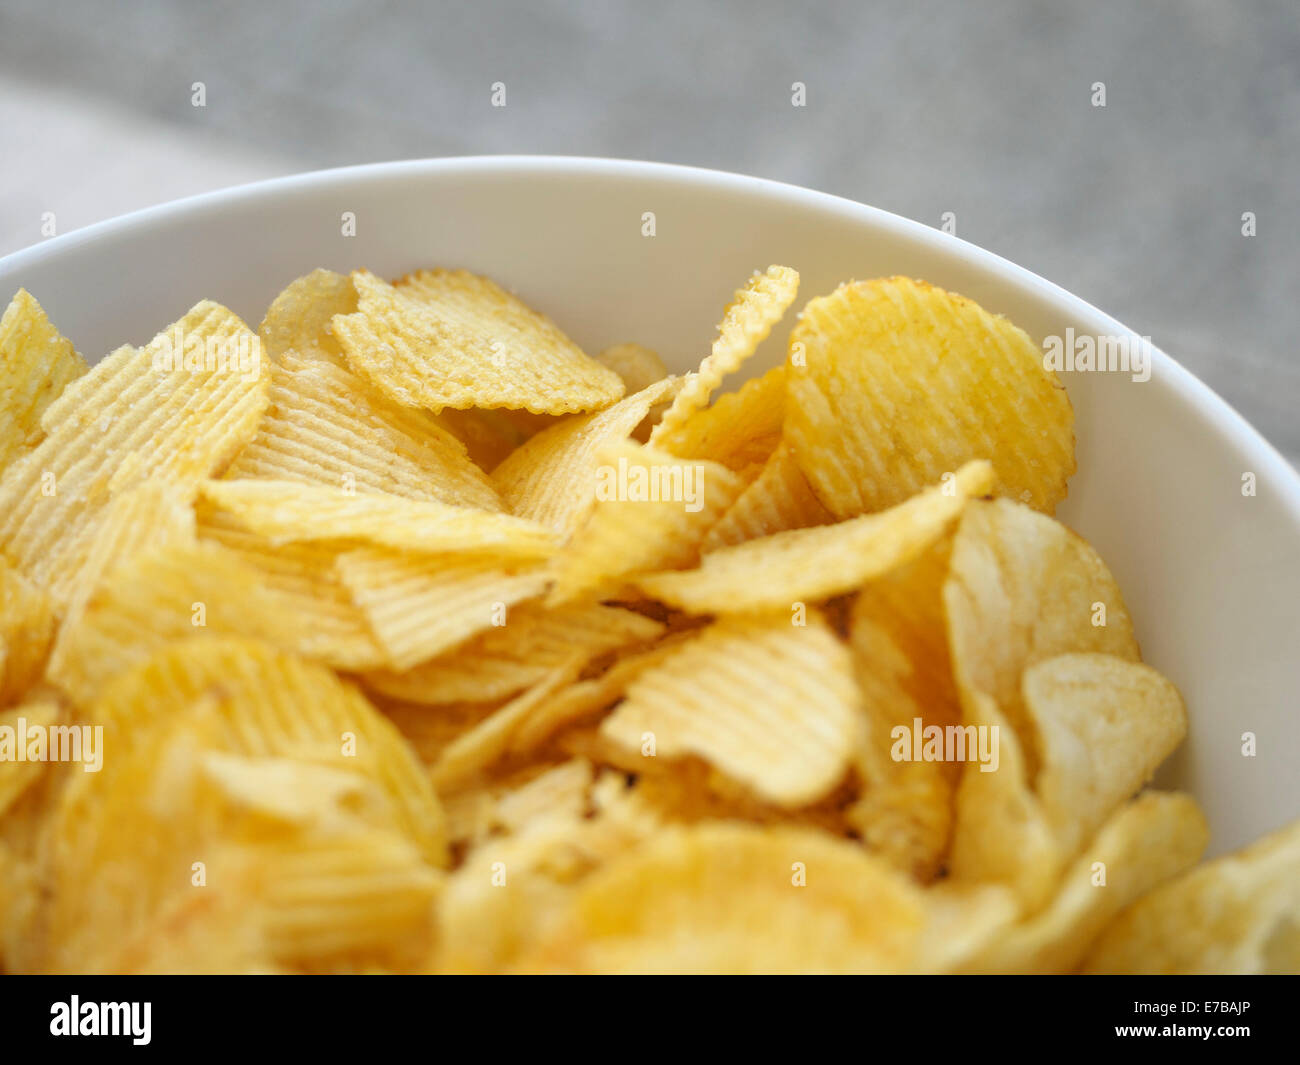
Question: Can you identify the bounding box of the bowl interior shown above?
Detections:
[3,157,1297,855]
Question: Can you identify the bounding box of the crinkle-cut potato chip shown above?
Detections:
[0,301,268,605]
[333,269,624,415]
[201,478,557,559]
[337,547,550,671]
[512,823,926,974]
[492,376,682,537]
[258,268,357,365]
[595,342,668,395]
[636,460,993,613]
[224,351,501,511]
[599,612,861,807]
[376,699,506,773]
[701,440,831,550]
[943,497,1139,777]
[361,601,663,706]
[0,557,56,707]
[846,540,961,881]
[962,792,1206,974]
[547,439,745,604]
[195,502,384,670]
[1024,653,1187,857]
[0,289,87,474]
[47,541,302,706]
[785,276,1075,519]
[0,700,61,819]
[650,265,799,446]
[1083,817,1300,975]
[652,363,786,468]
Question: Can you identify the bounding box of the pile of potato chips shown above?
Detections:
[0,263,1296,974]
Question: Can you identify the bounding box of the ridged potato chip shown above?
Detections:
[201,478,557,558]
[361,601,663,706]
[962,792,1206,973]
[225,351,500,510]
[258,268,357,365]
[1082,816,1300,974]
[600,612,861,807]
[514,823,926,974]
[547,439,745,604]
[785,276,1075,518]
[337,548,550,670]
[0,289,86,473]
[0,557,55,706]
[651,362,786,468]
[650,265,799,446]
[636,460,993,613]
[492,376,681,537]
[334,269,624,415]
[0,301,268,604]
[701,440,831,550]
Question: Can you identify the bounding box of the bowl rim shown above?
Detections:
[4,153,1298,519]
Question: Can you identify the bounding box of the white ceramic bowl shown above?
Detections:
[2,157,1296,856]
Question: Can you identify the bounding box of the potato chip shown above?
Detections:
[701,440,831,550]
[651,363,786,468]
[337,548,550,670]
[224,351,501,510]
[432,407,532,472]
[361,601,663,706]
[491,376,681,537]
[334,269,624,415]
[649,266,798,448]
[962,792,1206,973]
[547,439,745,604]
[595,343,668,395]
[0,301,268,604]
[943,497,1140,776]
[635,460,993,613]
[785,276,1075,518]
[600,612,860,806]
[515,823,925,974]
[846,540,961,880]
[258,268,357,365]
[1082,816,1300,974]
[195,502,384,670]
[0,289,86,474]
[201,478,557,558]
[0,557,56,707]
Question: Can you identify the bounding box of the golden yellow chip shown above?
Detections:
[514,823,925,974]
[785,276,1075,518]
[1082,816,1300,974]
[599,611,861,806]
[962,791,1206,973]
[336,548,550,670]
[225,351,501,510]
[258,268,358,365]
[651,362,787,468]
[943,497,1140,775]
[362,601,663,706]
[433,407,533,471]
[0,301,268,604]
[547,439,745,604]
[333,269,624,415]
[0,700,61,819]
[846,539,961,880]
[0,557,56,707]
[595,342,668,394]
[201,478,557,559]
[650,265,799,446]
[491,376,681,536]
[701,440,831,550]
[636,460,993,613]
[0,289,87,474]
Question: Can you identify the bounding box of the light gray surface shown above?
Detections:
[1,0,1296,460]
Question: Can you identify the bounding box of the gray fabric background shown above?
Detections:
[1,0,1295,460]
